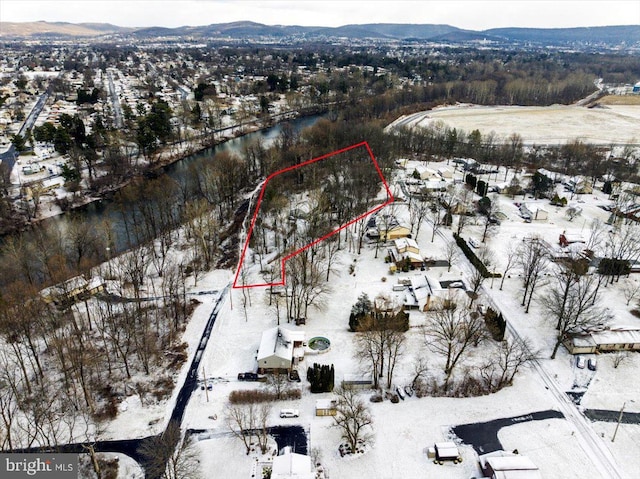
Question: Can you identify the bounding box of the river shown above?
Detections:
[1,114,323,285]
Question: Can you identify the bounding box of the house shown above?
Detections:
[479,451,542,479]
[271,447,314,479]
[437,165,454,179]
[379,225,411,241]
[563,329,640,354]
[388,238,424,269]
[42,276,105,306]
[404,274,466,311]
[315,398,338,416]
[257,327,305,374]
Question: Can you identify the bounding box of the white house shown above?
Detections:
[272,447,314,479]
[480,451,542,479]
[404,274,465,311]
[256,327,305,373]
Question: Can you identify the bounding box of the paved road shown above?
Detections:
[169,283,230,427]
[484,287,626,479]
[452,410,565,455]
[0,89,49,175]
[107,69,124,129]
[584,409,640,425]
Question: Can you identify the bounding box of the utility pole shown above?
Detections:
[612,401,626,442]
[202,366,209,402]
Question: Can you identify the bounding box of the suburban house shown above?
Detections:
[315,398,338,416]
[42,275,106,306]
[403,274,466,311]
[256,327,305,374]
[479,451,542,479]
[388,237,424,269]
[271,447,314,479]
[563,328,640,354]
[379,224,411,241]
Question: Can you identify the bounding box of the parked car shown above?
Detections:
[468,238,479,248]
[396,386,405,400]
[588,358,597,371]
[237,372,259,381]
[289,369,301,382]
[279,409,299,418]
[404,385,414,397]
[576,356,586,369]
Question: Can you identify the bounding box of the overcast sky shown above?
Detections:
[1,0,639,30]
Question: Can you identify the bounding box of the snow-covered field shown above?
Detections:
[388,104,640,145]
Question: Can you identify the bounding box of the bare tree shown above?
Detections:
[478,336,537,392]
[612,351,630,369]
[444,241,459,273]
[499,244,518,290]
[354,294,408,389]
[621,278,640,306]
[407,195,430,240]
[422,304,486,390]
[332,386,373,452]
[540,274,612,359]
[516,236,551,313]
[266,370,290,400]
[226,404,255,455]
[138,421,201,479]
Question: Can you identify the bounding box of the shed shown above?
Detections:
[315,399,338,416]
[341,374,373,390]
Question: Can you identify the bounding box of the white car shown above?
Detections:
[469,238,479,248]
[280,409,299,418]
[576,356,586,369]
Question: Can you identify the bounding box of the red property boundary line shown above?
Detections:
[233,141,394,288]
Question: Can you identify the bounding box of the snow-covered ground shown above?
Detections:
[98,156,640,479]
[387,104,640,145]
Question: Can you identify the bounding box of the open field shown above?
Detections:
[391,104,640,145]
[598,94,640,106]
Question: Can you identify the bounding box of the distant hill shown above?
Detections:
[484,26,640,45]
[0,21,130,38]
[1,20,638,47]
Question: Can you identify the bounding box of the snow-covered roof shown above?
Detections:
[257,327,304,362]
[272,447,314,479]
[394,237,419,252]
[316,399,337,410]
[591,328,640,345]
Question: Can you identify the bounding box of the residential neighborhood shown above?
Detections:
[0,4,639,479]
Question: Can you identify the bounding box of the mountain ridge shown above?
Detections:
[0,20,638,46]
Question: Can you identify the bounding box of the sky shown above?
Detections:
[0,0,639,31]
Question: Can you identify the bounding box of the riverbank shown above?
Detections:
[3,106,329,237]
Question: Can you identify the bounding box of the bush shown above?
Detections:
[597,258,630,277]
[453,233,501,279]
[229,388,301,404]
[307,363,335,393]
[484,307,506,341]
